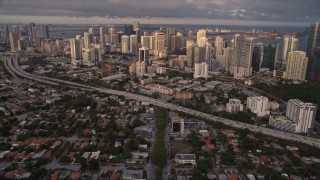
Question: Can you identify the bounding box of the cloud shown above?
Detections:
[0,0,319,23]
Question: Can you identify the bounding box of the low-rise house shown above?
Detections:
[174,154,196,165]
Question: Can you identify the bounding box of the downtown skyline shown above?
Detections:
[0,0,319,26]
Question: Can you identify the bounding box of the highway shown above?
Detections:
[3,57,320,149]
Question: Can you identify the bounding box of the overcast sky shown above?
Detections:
[0,0,319,26]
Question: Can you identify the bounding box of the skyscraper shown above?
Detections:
[186,41,195,67]
[82,47,95,66]
[139,47,149,62]
[261,42,278,71]
[29,22,36,40]
[214,36,224,56]
[286,99,317,133]
[130,34,138,54]
[187,31,193,41]
[133,20,140,31]
[282,36,298,63]
[154,31,165,56]
[88,26,94,36]
[124,25,134,36]
[283,51,308,81]
[141,36,151,49]
[109,26,115,44]
[83,32,93,49]
[196,29,206,46]
[99,27,105,51]
[35,24,49,39]
[205,43,215,71]
[252,42,264,72]
[230,34,254,78]
[193,46,205,64]
[306,22,320,81]
[166,27,175,50]
[121,35,129,54]
[70,37,82,60]
[171,35,182,52]
[9,31,20,52]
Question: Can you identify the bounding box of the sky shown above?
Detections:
[0,0,319,26]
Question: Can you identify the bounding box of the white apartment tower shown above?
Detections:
[196,29,206,46]
[226,99,244,113]
[215,36,224,56]
[121,35,130,54]
[194,62,208,79]
[282,36,299,63]
[247,96,270,117]
[154,31,165,56]
[286,99,317,133]
[230,34,254,78]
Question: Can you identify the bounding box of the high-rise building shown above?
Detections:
[111,34,118,44]
[130,34,137,54]
[199,37,208,48]
[154,31,165,56]
[196,29,206,46]
[187,31,193,41]
[29,22,36,40]
[230,34,254,78]
[166,27,175,50]
[124,25,134,36]
[226,99,244,113]
[5,25,9,39]
[286,99,317,133]
[70,37,82,60]
[9,31,20,52]
[194,62,208,79]
[306,22,320,81]
[139,47,149,62]
[83,32,93,49]
[205,43,215,71]
[150,36,155,50]
[109,26,115,44]
[261,42,278,71]
[252,42,264,72]
[283,51,308,81]
[35,24,49,39]
[93,44,102,62]
[121,35,130,54]
[135,29,141,44]
[133,20,140,31]
[216,47,232,71]
[88,26,94,36]
[82,47,95,66]
[187,44,195,67]
[99,27,105,51]
[282,36,299,63]
[171,35,182,52]
[247,96,269,117]
[193,46,205,64]
[215,36,224,56]
[141,36,151,49]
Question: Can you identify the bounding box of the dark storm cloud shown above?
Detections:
[0,0,319,22]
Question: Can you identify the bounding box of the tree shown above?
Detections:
[187,131,203,148]
[88,159,100,171]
